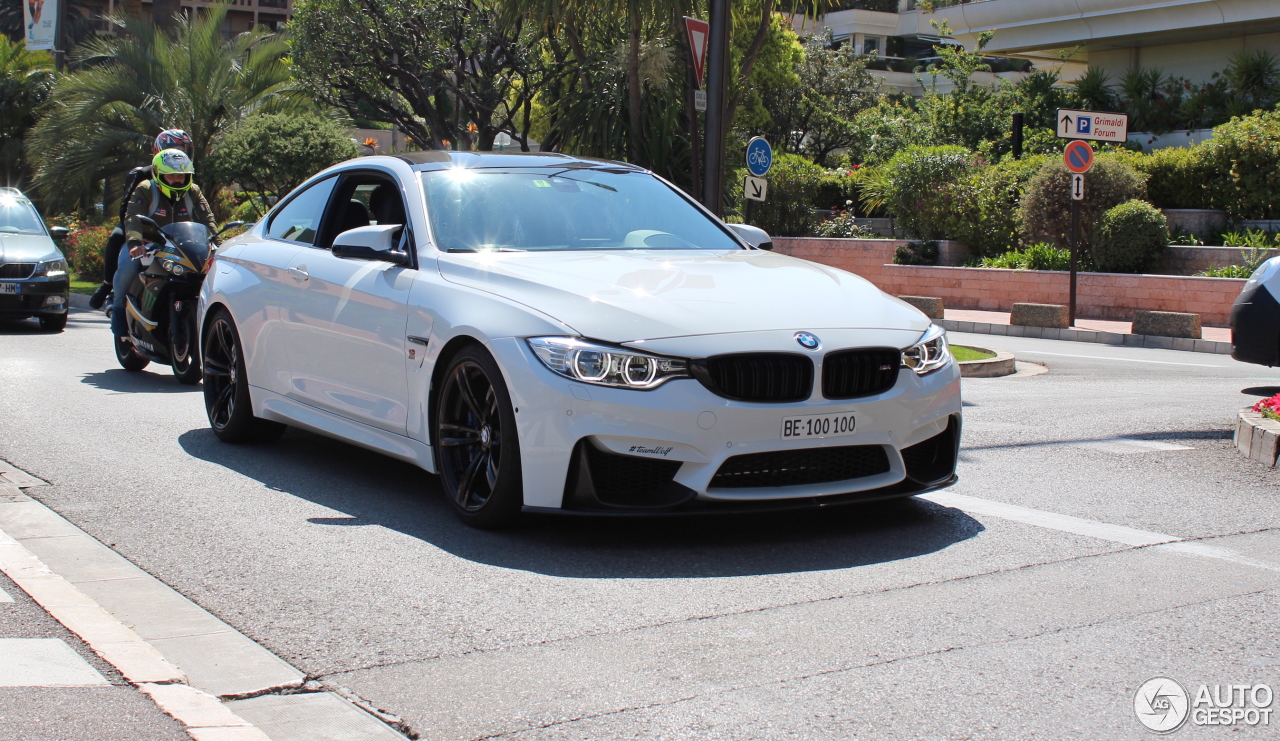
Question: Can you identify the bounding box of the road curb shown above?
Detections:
[941,318,1233,355]
[1234,409,1280,467]
[957,349,1016,378]
[0,460,410,741]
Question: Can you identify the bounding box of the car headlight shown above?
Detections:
[901,324,951,375]
[527,337,690,390]
[33,258,67,278]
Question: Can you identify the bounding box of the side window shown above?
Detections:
[266,176,338,245]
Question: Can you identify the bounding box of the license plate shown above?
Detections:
[0,283,17,295]
[781,412,856,439]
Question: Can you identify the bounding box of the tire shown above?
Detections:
[434,344,523,528]
[39,313,67,332]
[202,309,286,443]
[115,334,149,371]
[171,312,202,385]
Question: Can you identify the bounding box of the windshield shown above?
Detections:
[421,167,743,253]
[0,194,47,235]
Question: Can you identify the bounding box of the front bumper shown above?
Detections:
[489,336,963,512]
[0,276,70,317]
[1231,281,1280,366]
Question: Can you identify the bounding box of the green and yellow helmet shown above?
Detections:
[152,148,195,199]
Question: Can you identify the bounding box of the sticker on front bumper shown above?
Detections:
[781,412,856,439]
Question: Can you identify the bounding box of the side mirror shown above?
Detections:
[217,220,245,236]
[727,222,773,251]
[49,226,70,240]
[332,224,410,266]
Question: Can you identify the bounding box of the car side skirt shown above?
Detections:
[251,386,437,473]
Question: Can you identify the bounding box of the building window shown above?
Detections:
[863,36,881,56]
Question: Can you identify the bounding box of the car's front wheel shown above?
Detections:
[435,344,523,528]
[39,313,67,332]
[202,309,286,443]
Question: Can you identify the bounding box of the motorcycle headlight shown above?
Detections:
[34,258,67,278]
[527,337,690,390]
[901,324,951,376]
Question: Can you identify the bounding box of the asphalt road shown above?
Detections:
[1,309,1278,739]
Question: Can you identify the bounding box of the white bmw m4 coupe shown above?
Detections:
[198,152,961,527]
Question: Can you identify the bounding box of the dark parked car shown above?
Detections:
[0,188,70,332]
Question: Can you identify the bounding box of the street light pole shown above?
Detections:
[701,0,729,215]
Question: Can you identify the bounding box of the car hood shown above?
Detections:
[0,233,60,263]
[436,249,929,341]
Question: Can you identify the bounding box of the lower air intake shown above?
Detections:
[710,445,891,489]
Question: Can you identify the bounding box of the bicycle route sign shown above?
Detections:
[746,137,773,177]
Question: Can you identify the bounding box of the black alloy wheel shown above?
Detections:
[202,309,286,443]
[115,334,149,371]
[435,345,523,528]
[171,312,202,385]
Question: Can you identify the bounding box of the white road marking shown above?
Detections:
[1074,438,1193,454]
[921,492,1280,573]
[0,638,109,687]
[1014,350,1230,368]
[0,585,12,602]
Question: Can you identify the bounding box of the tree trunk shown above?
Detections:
[151,0,183,32]
[626,1,643,165]
[725,0,775,136]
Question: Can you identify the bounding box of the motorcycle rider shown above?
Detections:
[88,129,194,310]
[111,148,220,346]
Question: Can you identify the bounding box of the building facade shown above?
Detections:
[801,0,1280,87]
[78,0,292,38]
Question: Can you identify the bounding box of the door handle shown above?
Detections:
[287,266,309,282]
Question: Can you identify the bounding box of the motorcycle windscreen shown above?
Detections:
[160,222,212,268]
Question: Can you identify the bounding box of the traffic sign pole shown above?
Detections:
[1069,199,1079,327]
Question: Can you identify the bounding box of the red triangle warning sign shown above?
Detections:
[684,17,709,89]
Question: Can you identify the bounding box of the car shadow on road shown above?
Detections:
[81,369,199,394]
[178,427,984,579]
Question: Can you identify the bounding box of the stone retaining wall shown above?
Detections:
[774,237,1245,326]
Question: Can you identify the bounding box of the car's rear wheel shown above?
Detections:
[39,313,67,332]
[435,344,523,528]
[115,335,149,371]
[202,309,286,443]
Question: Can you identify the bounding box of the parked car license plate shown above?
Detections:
[0,283,18,294]
[781,412,856,439]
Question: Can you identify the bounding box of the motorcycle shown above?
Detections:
[114,217,242,383]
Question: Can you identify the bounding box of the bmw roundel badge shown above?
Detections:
[795,331,821,350]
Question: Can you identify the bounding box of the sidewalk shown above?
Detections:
[942,308,1233,355]
[0,462,410,741]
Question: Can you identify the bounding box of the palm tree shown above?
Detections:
[28,3,311,212]
[0,35,54,188]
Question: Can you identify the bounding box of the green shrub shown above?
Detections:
[861,145,973,240]
[206,112,358,208]
[1091,200,1169,273]
[893,240,938,265]
[813,211,877,238]
[979,242,1071,270]
[732,152,824,237]
[1199,109,1280,219]
[62,224,111,282]
[1129,146,1213,210]
[1018,154,1147,254]
[941,154,1052,257]
[813,168,864,214]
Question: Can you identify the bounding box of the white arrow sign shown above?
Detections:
[744,176,767,202]
[1057,108,1129,143]
[1071,173,1085,201]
